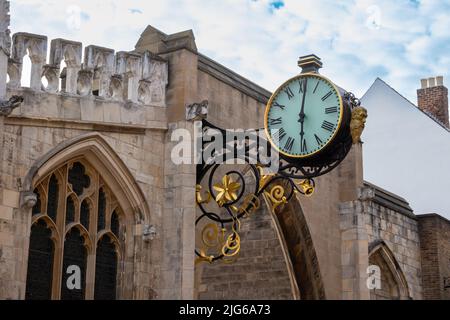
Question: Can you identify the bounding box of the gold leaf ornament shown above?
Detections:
[201,223,220,248]
[196,184,212,204]
[221,220,241,258]
[264,185,288,211]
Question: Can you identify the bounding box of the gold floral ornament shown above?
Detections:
[213,175,241,207]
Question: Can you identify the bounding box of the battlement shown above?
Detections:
[4,32,168,106]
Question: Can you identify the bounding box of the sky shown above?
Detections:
[9,0,450,102]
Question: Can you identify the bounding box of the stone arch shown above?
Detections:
[368,240,411,300]
[22,133,148,300]
[22,132,150,224]
[273,197,326,300]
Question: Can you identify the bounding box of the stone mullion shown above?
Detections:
[85,170,99,300]
[51,166,67,300]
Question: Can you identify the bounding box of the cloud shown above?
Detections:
[9,0,450,102]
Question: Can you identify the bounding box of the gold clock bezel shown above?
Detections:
[264,72,344,159]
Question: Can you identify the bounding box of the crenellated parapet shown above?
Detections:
[0,0,12,98]
[3,32,168,106]
[0,0,11,56]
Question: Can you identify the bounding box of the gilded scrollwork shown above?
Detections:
[195,121,317,264]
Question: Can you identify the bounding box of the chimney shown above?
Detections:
[417,76,449,127]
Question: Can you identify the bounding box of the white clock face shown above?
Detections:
[265,73,343,158]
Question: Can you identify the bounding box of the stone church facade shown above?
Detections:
[1,0,449,300]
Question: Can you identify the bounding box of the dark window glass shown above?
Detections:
[111,211,120,237]
[66,197,75,224]
[80,200,90,231]
[47,175,59,222]
[61,228,87,300]
[94,235,117,300]
[98,189,106,231]
[25,220,54,300]
[32,188,41,216]
[68,162,90,196]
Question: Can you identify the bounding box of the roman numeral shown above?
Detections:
[284,137,295,152]
[273,102,285,110]
[284,87,295,100]
[322,91,333,101]
[302,139,308,153]
[325,106,338,114]
[315,134,323,145]
[272,128,287,142]
[269,117,283,126]
[322,121,334,132]
[299,79,306,93]
[313,81,320,94]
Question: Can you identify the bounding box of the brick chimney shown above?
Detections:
[417,76,449,127]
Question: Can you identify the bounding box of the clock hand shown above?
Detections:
[299,79,308,151]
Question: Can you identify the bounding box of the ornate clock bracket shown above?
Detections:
[193,55,366,264]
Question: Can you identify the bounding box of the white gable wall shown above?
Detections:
[361,78,450,218]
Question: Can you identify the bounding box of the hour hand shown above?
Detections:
[298,79,308,122]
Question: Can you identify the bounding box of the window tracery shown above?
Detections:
[26,159,124,300]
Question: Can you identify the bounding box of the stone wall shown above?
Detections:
[340,182,423,300]
[0,24,175,299]
[195,202,295,300]
[418,214,450,300]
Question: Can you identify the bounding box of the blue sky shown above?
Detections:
[10,0,450,102]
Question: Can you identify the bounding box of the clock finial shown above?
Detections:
[298,54,323,74]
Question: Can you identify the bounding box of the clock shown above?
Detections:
[265,73,349,160]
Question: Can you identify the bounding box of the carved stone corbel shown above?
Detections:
[20,190,37,209]
[143,224,157,242]
[358,186,375,202]
[186,100,208,121]
[0,95,23,116]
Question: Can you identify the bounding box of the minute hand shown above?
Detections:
[299,79,308,151]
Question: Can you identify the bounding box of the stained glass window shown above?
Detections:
[25,220,54,300]
[94,235,118,300]
[98,189,106,232]
[47,175,59,222]
[68,162,91,196]
[25,160,124,300]
[32,188,41,216]
[66,197,75,224]
[111,211,120,238]
[80,200,90,231]
[61,228,87,300]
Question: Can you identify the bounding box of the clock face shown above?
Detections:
[265,73,343,158]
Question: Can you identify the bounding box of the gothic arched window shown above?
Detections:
[368,241,411,300]
[26,160,124,300]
